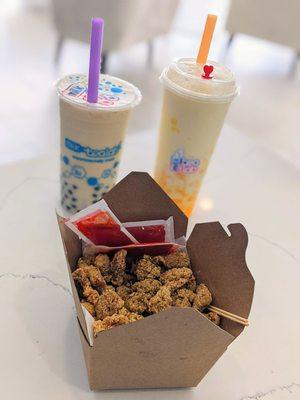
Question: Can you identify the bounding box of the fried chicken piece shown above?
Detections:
[116,285,132,301]
[72,264,106,292]
[134,255,161,280]
[148,286,172,313]
[172,288,196,308]
[164,251,190,269]
[160,267,193,290]
[125,292,149,314]
[77,255,95,266]
[110,249,127,286]
[204,311,220,325]
[82,286,100,304]
[123,273,135,285]
[186,275,197,291]
[93,310,143,336]
[152,255,166,267]
[94,253,111,282]
[93,314,129,336]
[132,278,161,298]
[81,301,95,317]
[193,283,212,311]
[118,307,143,323]
[94,287,124,320]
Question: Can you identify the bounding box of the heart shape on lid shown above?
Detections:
[202,64,214,79]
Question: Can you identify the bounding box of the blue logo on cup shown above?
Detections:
[65,138,121,163]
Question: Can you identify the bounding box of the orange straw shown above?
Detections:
[197,14,217,65]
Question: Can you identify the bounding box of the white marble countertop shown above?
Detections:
[1,127,300,399]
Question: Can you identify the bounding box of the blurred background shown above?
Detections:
[0,0,299,167]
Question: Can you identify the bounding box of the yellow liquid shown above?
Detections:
[154,88,231,217]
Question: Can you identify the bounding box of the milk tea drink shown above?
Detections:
[57,74,141,213]
[154,58,238,217]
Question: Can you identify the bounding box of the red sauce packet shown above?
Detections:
[65,200,138,246]
[65,200,178,253]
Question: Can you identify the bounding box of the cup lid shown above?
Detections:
[161,57,239,102]
[56,74,142,111]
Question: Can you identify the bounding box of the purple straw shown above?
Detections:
[87,17,104,103]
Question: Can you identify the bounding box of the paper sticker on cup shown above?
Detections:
[56,74,141,110]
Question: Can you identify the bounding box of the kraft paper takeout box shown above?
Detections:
[58,172,254,390]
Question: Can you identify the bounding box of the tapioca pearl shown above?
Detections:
[87,177,98,186]
[65,194,69,199]
[64,181,68,186]
[111,87,123,93]
[94,186,100,191]
[66,205,71,211]
[72,185,77,190]
[71,197,77,202]
[68,189,73,195]
[71,204,77,209]
[92,193,98,198]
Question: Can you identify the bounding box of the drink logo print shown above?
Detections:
[59,75,128,107]
[170,149,200,174]
[62,154,119,187]
[65,138,121,163]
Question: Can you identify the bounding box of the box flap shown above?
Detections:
[187,222,255,338]
[88,307,233,390]
[103,172,188,238]
[57,214,90,341]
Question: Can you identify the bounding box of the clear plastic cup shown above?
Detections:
[154,57,238,217]
[56,74,141,213]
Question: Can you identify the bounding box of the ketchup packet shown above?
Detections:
[65,199,179,255]
[65,200,138,246]
[123,217,175,244]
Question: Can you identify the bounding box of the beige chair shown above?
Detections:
[51,0,179,71]
[226,0,300,73]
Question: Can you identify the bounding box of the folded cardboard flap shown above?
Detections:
[57,214,90,341]
[81,307,233,390]
[187,222,255,337]
[103,172,188,238]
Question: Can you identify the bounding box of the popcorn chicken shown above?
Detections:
[204,311,220,326]
[72,264,106,292]
[116,285,132,301]
[73,250,220,334]
[77,255,95,266]
[160,267,193,290]
[186,275,197,292]
[164,251,190,269]
[82,286,100,304]
[94,287,124,320]
[110,250,127,286]
[134,255,161,280]
[132,278,161,298]
[125,292,149,314]
[148,286,173,313]
[94,253,111,282]
[93,310,143,337]
[193,284,212,311]
[93,314,129,336]
[172,288,195,308]
[118,307,143,322]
